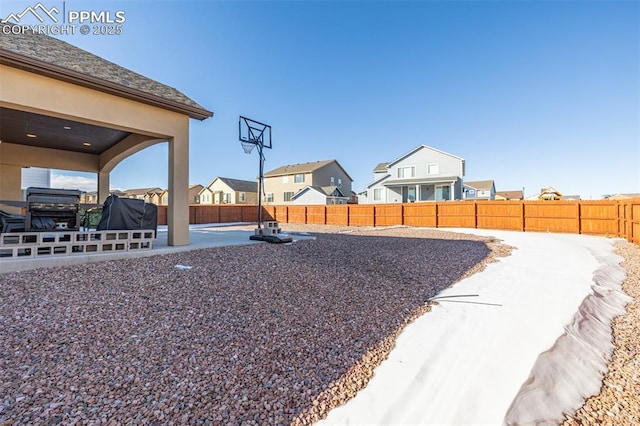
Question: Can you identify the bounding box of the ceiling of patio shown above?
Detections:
[0,107,131,155]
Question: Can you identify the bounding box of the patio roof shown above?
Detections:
[382,176,459,186]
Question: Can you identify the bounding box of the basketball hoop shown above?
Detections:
[241,140,256,154]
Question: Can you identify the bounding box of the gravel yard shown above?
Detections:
[563,240,640,425]
[2,224,638,425]
[0,227,502,425]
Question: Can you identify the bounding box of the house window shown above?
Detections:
[265,193,274,203]
[427,163,439,175]
[239,192,245,202]
[223,193,231,203]
[373,188,383,201]
[294,174,305,183]
[284,191,295,202]
[282,176,289,183]
[397,166,415,178]
[435,185,451,201]
[330,177,335,186]
[162,196,168,204]
[338,178,342,188]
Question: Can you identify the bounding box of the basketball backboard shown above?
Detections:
[239,116,272,149]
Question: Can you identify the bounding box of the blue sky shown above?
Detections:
[5,0,639,199]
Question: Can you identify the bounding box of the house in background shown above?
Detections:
[562,194,581,201]
[198,186,214,204]
[188,184,204,204]
[463,180,496,200]
[202,177,258,204]
[291,185,349,205]
[263,160,353,204]
[362,145,465,204]
[146,188,165,205]
[527,186,563,201]
[122,187,163,202]
[495,190,524,201]
[608,193,640,200]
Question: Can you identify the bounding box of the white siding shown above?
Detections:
[389,146,463,178]
[292,189,327,205]
[21,167,51,189]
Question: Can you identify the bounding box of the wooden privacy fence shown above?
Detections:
[156,200,640,245]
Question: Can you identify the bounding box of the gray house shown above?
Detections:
[362,145,465,203]
[463,180,496,200]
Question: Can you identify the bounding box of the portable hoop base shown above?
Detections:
[249,221,293,244]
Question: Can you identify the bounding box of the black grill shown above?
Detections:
[26,187,81,231]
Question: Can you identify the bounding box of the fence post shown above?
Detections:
[576,202,581,235]
[435,203,439,228]
[473,201,478,229]
[521,201,525,232]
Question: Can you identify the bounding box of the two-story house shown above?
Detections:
[463,180,496,200]
[263,160,353,204]
[362,145,465,203]
[200,177,258,204]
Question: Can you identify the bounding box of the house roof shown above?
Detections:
[496,190,524,199]
[365,174,391,189]
[464,180,495,191]
[373,162,389,172]
[609,193,640,200]
[383,176,460,186]
[122,187,163,196]
[387,145,465,168]
[0,23,212,120]
[212,177,258,193]
[264,160,353,181]
[540,187,562,196]
[291,185,347,200]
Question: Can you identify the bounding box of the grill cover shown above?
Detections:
[97,195,157,232]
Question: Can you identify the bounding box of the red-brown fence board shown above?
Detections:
[579,202,618,235]
[169,198,640,247]
[403,203,436,227]
[288,206,307,224]
[349,205,375,226]
[242,206,258,222]
[157,205,167,226]
[275,206,288,222]
[436,202,476,228]
[262,206,276,221]
[375,205,403,226]
[524,202,579,233]
[219,206,242,223]
[476,201,522,230]
[306,206,326,225]
[326,205,349,226]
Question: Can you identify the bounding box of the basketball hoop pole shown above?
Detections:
[256,139,264,230]
[239,116,272,232]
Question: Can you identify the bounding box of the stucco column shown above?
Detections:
[97,171,110,204]
[0,164,23,213]
[450,182,455,200]
[167,130,189,246]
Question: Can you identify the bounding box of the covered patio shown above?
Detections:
[0,23,212,246]
[382,176,462,202]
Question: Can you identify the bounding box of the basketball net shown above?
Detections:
[241,140,256,154]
